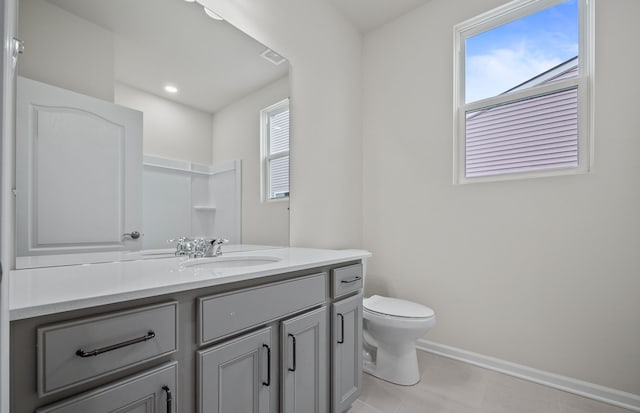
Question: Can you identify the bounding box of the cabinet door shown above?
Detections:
[331,293,363,413]
[281,306,328,413]
[197,327,272,413]
[36,361,177,413]
[16,76,143,256]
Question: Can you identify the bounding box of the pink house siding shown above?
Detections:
[465,61,579,178]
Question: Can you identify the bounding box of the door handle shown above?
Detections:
[122,231,141,240]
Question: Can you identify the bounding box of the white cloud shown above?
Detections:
[466,42,564,103]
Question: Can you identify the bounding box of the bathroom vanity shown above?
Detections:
[9,247,368,413]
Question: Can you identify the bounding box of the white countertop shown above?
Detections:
[14,244,282,269]
[9,247,370,321]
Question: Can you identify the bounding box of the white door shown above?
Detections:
[16,76,143,256]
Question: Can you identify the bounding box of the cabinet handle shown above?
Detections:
[340,276,361,284]
[75,330,156,358]
[162,385,172,413]
[262,344,271,386]
[288,334,296,372]
[337,314,345,344]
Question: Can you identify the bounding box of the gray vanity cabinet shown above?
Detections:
[331,293,363,413]
[12,261,366,413]
[281,306,328,413]
[35,361,177,413]
[197,327,273,413]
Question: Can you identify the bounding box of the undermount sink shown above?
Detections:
[182,256,281,269]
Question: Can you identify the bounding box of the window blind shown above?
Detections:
[269,109,289,154]
[266,103,289,199]
[269,155,289,198]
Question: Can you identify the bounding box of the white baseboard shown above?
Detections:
[416,339,640,412]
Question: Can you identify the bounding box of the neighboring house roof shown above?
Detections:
[465,57,579,178]
[506,56,579,93]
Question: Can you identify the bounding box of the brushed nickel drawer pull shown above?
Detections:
[340,276,361,284]
[75,330,156,358]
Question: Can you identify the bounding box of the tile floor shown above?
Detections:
[350,351,635,413]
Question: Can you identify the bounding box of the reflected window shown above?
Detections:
[261,99,290,200]
[454,0,592,183]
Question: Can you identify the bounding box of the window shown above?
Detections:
[261,99,290,200]
[453,0,593,183]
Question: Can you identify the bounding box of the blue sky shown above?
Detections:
[465,0,578,103]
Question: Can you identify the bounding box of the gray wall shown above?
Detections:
[202,0,364,250]
[212,76,290,246]
[114,82,213,165]
[362,0,640,395]
[18,0,114,101]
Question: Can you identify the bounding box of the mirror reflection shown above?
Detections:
[16,0,290,268]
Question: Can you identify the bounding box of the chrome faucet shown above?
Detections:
[169,237,195,257]
[168,237,228,258]
[205,238,229,257]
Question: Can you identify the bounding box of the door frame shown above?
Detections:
[1,0,18,411]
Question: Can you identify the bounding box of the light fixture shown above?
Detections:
[203,7,224,20]
[164,85,178,94]
[183,0,195,2]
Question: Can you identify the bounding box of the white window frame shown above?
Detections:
[260,98,290,201]
[453,0,594,184]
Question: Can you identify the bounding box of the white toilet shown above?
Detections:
[362,295,436,385]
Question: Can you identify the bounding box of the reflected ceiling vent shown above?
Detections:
[260,48,287,66]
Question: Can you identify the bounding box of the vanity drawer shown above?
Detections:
[37,301,178,397]
[198,273,327,346]
[36,361,177,413]
[332,263,363,298]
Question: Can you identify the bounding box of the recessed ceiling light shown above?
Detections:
[183,0,195,2]
[164,85,178,94]
[203,6,224,20]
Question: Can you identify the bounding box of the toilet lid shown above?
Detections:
[363,295,434,318]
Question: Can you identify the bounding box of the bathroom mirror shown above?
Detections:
[15,0,290,268]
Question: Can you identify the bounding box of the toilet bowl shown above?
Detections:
[362,295,435,386]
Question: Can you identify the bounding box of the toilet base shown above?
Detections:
[362,344,421,386]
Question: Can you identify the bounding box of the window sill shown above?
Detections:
[454,164,589,185]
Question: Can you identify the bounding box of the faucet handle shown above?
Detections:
[169,236,196,256]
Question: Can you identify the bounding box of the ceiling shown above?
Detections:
[327,0,431,33]
[46,0,288,114]
[42,0,428,113]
